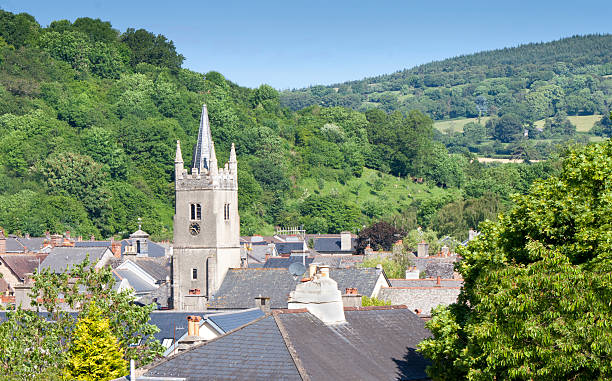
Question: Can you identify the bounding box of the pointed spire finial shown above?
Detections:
[175,140,183,163]
[138,217,142,231]
[230,143,237,163]
[209,141,218,177]
[192,104,214,172]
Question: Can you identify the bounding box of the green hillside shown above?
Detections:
[0,9,562,242]
[282,35,612,123]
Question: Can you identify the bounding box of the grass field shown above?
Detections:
[434,117,490,133]
[533,115,602,132]
[436,115,602,134]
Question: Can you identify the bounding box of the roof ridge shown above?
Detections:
[273,313,310,381]
[343,305,408,311]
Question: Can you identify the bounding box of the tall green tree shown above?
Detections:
[419,140,612,380]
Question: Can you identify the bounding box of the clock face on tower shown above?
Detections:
[189,222,200,236]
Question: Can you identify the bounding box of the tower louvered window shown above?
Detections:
[190,204,201,220]
[224,203,230,221]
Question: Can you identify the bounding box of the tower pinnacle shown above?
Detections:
[175,140,183,164]
[191,104,214,173]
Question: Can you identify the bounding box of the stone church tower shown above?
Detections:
[172,104,241,310]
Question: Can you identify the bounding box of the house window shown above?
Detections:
[190,204,201,220]
[224,203,230,221]
[192,268,198,280]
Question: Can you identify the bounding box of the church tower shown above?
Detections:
[172,104,240,310]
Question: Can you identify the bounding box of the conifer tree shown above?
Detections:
[64,302,127,381]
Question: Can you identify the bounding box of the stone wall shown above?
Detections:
[379,287,460,315]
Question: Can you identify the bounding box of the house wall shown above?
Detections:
[0,259,20,285]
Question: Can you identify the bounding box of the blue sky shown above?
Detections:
[2,0,611,89]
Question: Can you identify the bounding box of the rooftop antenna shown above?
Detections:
[288,262,306,281]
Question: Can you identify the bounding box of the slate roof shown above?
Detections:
[312,255,365,268]
[114,269,157,293]
[131,257,170,282]
[209,269,299,309]
[121,239,167,258]
[0,254,48,281]
[206,308,265,333]
[278,307,431,380]
[209,267,385,309]
[4,238,25,253]
[40,247,110,273]
[275,242,305,255]
[389,278,463,288]
[15,237,46,252]
[412,257,458,279]
[74,241,112,248]
[148,311,210,343]
[263,257,314,269]
[145,315,301,380]
[313,237,357,252]
[143,306,430,381]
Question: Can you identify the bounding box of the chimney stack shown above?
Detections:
[255,295,271,313]
[187,315,201,337]
[405,266,419,279]
[417,241,429,258]
[288,267,346,324]
[436,276,441,286]
[342,288,362,308]
[340,231,351,251]
[110,237,122,258]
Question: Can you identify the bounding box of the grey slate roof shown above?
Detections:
[0,254,47,280]
[312,255,365,268]
[206,308,265,333]
[275,242,305,255]
[331,268,385,297]
[313,237,357,253]
[40,247,110,273]
[278,308,431,380]
[131,257,170,282]
[263,257,314,269]
[144,307,430,381]
[209,269,299,309]
[74,241,112,248]
[149,311,210,343]
[4,238,25,253]
[389,279,463,288]
[413,257,458,279]
[145,315,301,380]
[209,268,385,309]
[15,237,46,252]
[114,269,157,293]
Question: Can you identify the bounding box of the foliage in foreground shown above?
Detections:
[64,302,127,381]
[418,140,612,380]
[361,295,391,307]
[0,259,163,380]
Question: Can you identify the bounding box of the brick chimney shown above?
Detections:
[110,237,122,258]
[65,230,71,239]
[435,276,441,286]
[255,295,271,313]
[340,231,351,251]
[187,315,202,337]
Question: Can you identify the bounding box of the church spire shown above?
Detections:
[192,104,214,173]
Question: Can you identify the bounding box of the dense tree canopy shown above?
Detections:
[419,140,612,380]
[0,9,563,240]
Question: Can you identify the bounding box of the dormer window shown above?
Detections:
[190,204,201,220]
